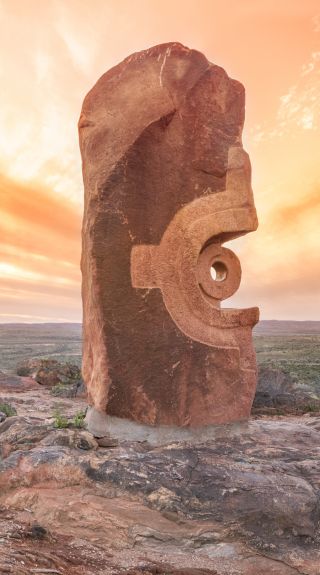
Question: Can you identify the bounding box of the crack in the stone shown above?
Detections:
[248,547,310,575]
[185,452,200,488]
[194,167,227,178]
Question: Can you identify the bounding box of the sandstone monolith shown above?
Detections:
[79,42,259,430]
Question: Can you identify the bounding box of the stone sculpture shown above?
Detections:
[79,42,259,430]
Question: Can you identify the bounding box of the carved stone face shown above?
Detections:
[131,145,258,344]
[79,43,259,428]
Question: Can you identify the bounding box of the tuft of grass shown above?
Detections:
[50,383,65,396]
[52,409,69,429]
[72,410,86,429]
[0,402,17,417]
[304,403,320,413]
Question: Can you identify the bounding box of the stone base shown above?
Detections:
[85,406,249,446]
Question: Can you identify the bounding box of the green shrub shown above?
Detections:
[52,409,69,429]
[50,382,78,398]
[0,403,17,417]
[305,403,320,413]
[72,410,86,429]
[50,383,65,396]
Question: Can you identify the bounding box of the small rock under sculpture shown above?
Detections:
[79,42,259,431]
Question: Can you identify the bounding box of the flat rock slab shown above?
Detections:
[0,371,38,393]
[1,383,320,575]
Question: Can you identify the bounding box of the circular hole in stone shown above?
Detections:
[210,261,228,282]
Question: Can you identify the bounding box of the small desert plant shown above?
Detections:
[305,403,320,413]
[72,410,86,429]
[274,408,286,416]
[50,383,66,396]
[50,382,78,398]
[0,402,17,417]
[52,409,69,429]
[16,366,30,377]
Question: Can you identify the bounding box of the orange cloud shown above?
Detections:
[0,173,81,263]
[0,0,319,321]
[271,188,320,229]
[229,184,320,319]
[0,173,82,321]
[0,173,81,239]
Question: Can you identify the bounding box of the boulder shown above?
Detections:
[41,429,98,451]
[0,370,37,392]
[253,366,320,413]
[16,359,83,388]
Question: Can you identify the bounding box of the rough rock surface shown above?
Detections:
[79,42,259,428]
[0,370,37,393]
[253,366,320,414]
[17,358,83,390]
[1,374,320,574]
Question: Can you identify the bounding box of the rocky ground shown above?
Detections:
[0,370,320,574]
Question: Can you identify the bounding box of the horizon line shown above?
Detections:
[1,319,320,325]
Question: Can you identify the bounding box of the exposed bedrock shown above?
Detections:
[1,410,320,574]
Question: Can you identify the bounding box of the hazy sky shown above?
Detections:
[0,0,319,322]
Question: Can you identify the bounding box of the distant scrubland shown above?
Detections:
[0,321,319,395]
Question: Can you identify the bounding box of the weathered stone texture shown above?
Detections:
[79,42,259,427]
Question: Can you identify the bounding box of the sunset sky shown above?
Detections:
[0,0,319,322]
